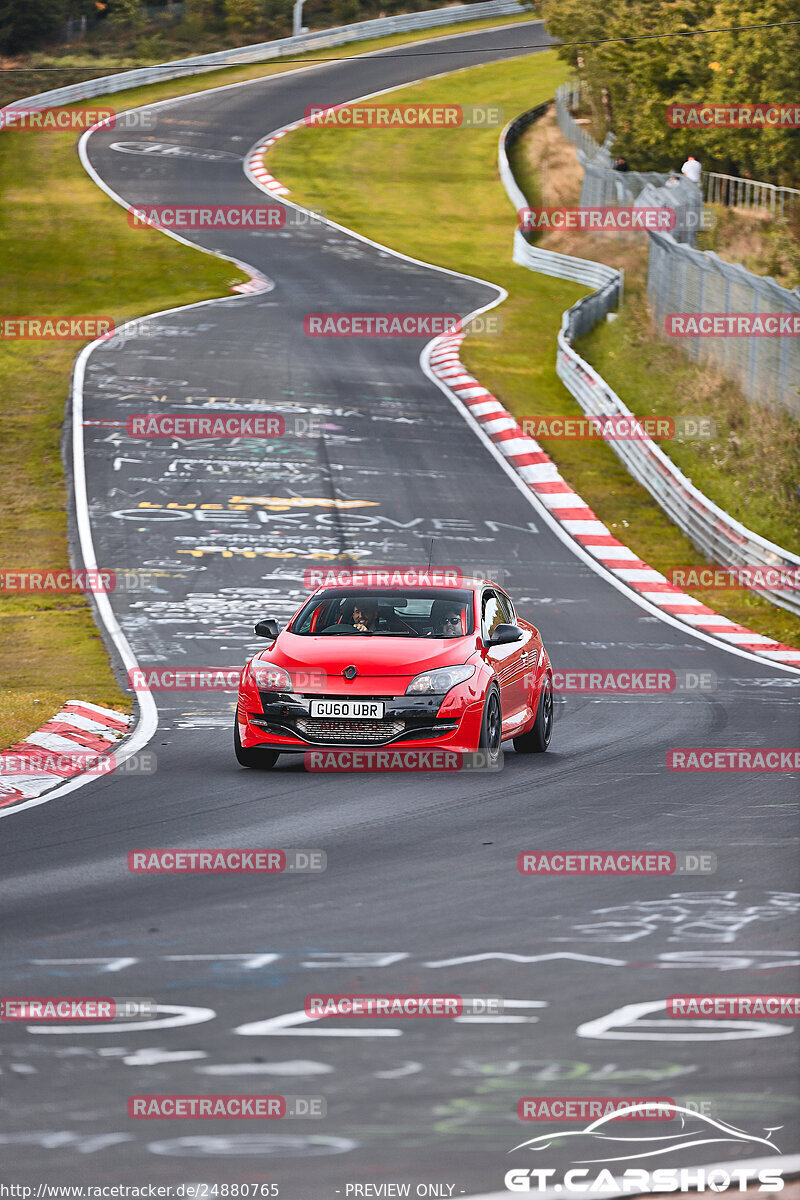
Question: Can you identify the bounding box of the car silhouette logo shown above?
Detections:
[342,665,358,680]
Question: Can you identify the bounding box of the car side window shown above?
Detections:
[481,591,503,641]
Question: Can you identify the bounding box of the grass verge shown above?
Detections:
[0,11,541,749]
[269,57,800,647]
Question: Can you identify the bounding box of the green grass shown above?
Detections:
[269,52,800,648]
[0,10,542,749]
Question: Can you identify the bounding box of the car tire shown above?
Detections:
[234,719,280,769]
[478,685,503,766]
[513,672,553,754]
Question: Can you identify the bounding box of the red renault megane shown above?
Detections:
[234,577,553,769]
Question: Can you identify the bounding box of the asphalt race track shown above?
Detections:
[1,20,799,1194]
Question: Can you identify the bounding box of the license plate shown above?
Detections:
[309,699,384,720]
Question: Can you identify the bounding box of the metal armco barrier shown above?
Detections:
[499,107,800,618]
[2,0,531,113]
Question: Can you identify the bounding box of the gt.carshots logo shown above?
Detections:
[505,1104,785,1192]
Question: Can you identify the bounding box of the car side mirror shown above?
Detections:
[488,623,523,646]
[254,619,279,639]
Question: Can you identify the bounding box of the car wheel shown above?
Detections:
[478,685,503,765]
[234,718,280,769]
[513,672,553,754]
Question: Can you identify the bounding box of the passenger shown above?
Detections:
[428,600,462,638]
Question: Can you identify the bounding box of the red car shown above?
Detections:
[234,578,553,769]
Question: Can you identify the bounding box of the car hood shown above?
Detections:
[259,630,479,679]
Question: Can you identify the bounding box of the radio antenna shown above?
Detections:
[427,538,434,570]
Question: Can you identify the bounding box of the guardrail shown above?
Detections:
[705,171,800,216]
[499,106,800,618]
[499,105,622,296]
[2,0,531,113]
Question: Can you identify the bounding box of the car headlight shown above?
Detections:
[252,662,293,692]
[406,665,475,695]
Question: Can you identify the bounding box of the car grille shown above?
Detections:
[295,718,405,744]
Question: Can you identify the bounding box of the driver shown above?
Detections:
[428,600,462,638]
[352,598,379,632]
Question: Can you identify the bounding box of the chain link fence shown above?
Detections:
[555,82,800,416]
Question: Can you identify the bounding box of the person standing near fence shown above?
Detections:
[681,154,702,184]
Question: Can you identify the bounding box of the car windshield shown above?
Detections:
[291,588,475,638]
